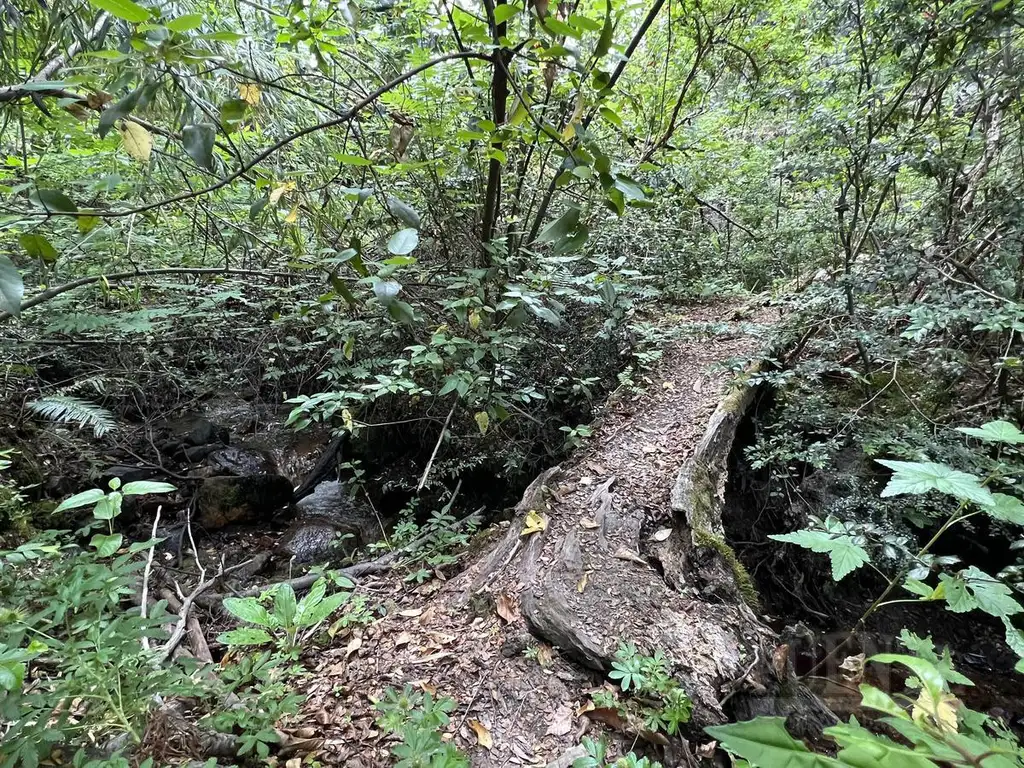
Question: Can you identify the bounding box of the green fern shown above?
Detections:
[27,396,116,438]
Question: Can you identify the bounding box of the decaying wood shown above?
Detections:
[467,325,835,732]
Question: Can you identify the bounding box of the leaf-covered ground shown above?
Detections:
[297,301,772,765]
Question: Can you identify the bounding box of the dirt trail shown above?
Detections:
[300,301,807,766]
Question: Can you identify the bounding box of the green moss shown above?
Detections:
[693,527,760,610]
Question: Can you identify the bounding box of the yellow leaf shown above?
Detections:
[284,205,299,224]
[118,121,152,162]
[342,408,354,431]
[521,509,548,536]
[269,181,295,205]
[469,719,492,750]
[468,309,481,330]
[239,82,261,106]
[913,687,959,733]
[475,411,489,435]
[577,571,589,593]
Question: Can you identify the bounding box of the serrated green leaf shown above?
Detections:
[987,493,1024,525]
[961,566,1021,618]
[957,420,1024,445]
[769,530,869,580]
[876,460,994,507]
[223,597,275,627]
[869,654,946,701]
[939,573,977,613]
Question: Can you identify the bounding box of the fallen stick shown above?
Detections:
[158,557,258,663]
[139,506,162,652]
[229,507,485,598]
[160,588,213,663]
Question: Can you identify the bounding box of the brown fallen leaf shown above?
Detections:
[545,704,574,736]
[578,704,628,732]
[576,571,589,593]
[579,517,599,529]
[410,651,452,665]
[419,680,438,695]
[697,740,718,758]
[394,631,414,647]
[344,632,362,659]
[536,643,553,667]
[398,607,423,618]
[613,546,648,566]
[469,719,493,750]
[496,594,520,624]
[586,461,607,474]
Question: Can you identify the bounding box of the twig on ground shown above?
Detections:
[160,588,213,663]
[140,506,162,652]
[158,556,258,663]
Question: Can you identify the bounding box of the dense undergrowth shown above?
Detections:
[3,0,1024,763]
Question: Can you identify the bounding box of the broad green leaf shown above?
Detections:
[705,717,839,767]
[876,460,994,508]
[88,0,150,23]
[98,87,143,138]
[0,255,22,315]
[869,654,946,701]
[30,189,78,214]
[857,685,909,719]
[387,228,419,255]
[387,197,421,229]
[54,488,105,513]
[535,206,581,244]
[19,234,58,263]
[223,597,275,627]
[217,627,273,646]
[182,123,216,171]
[1001,617,1024,665]
[902,579,937,598]
[596,0,613,57]
[768,530,869,580]
[956,420,1024,445]
[166,13,202,31]
[0,661,24,692]
[493,3,520,23]
[274,584,298,628]
[387,299,417,326]
[78,215,100,234]
[334,153,372,166]
[220,99,249,128]
[297,591,348,627]
[121,480,176,496]
[987,493,1024,525]
[90,533,123,557]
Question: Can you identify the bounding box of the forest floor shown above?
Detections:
[296,300,773,766]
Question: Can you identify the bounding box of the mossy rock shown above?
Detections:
[197,475,294,530]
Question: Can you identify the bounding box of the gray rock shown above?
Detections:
[207,445,275,476]
[276,481,383,564]
[196,474,294,530]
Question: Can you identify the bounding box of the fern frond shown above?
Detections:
[27,396,117,438]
